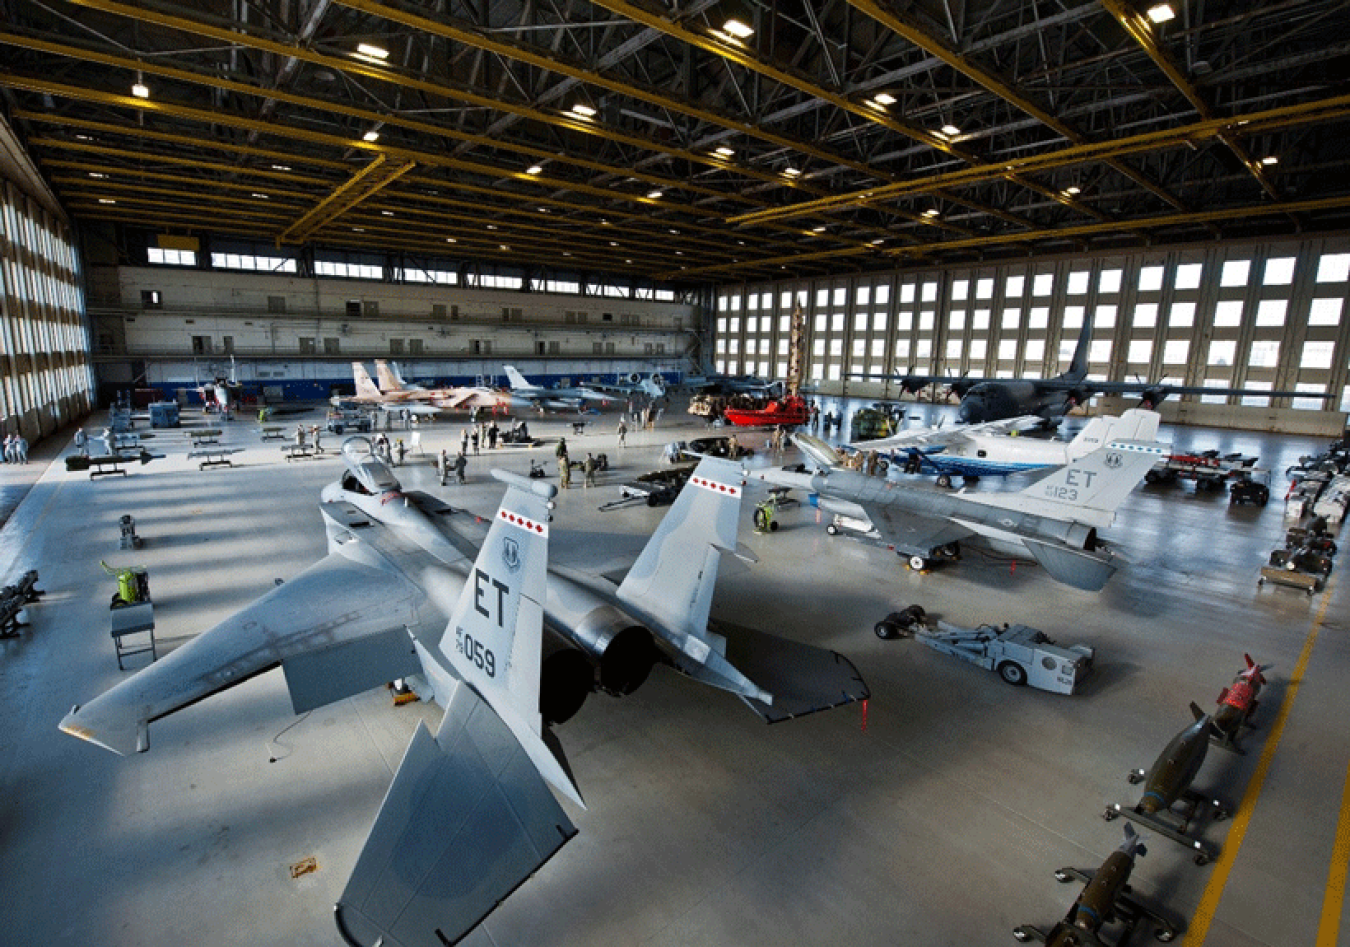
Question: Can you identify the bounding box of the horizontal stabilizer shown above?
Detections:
[283,627,421,715]
[336,685,576,947]
[792,432,846,469]
[1020,538,1116,592]
[718,622,871,722]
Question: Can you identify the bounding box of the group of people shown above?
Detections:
[2,433,29,464]
[459,419,508,456]
[553,437,602,489]
[436,447,468,486]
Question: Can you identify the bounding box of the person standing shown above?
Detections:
[453,450,468,484]
[310,425,323,454]
[460,427,470,456]
[583,453,598,488]
[437,448,449,486]
[3,434,14,463]
[617,418,627,447]
[558,453,572,489]
[74,427,88,457]
[470,429,480,455]
[487,421,499,450]
[15,434,27,464]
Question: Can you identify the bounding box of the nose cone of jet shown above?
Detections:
[957,403,982,424]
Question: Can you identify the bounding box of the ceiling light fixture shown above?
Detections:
[1064,185,1082,196]
[940,123,961,138]
[873,92,896,106]
[784,167,801,177]
[131,82,149,99]
[251,193,269,199]
[1261,155,1279,166]
[715,146,735,157]
[98,198,116,204]
[362,129,380,142]
[571,103,596,118]
[1146,4,1175,24]
[722,18,753,39]
[445,237,457,243]
[526,165,543,174]
[356,43,389,60]
[271,164,291,171]
[646,189,663,199]
[381,210,394,216]
[922,208,941,218]
[88,171,106,179]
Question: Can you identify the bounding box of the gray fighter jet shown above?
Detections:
[60,444,865,945]
[760,422,1168,591]
[502,364,614,411]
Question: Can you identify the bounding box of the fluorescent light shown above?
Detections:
[131,83,149,99]
[941,123,961,137]
[722,18,753,39]
[97,198,116,204]
[812,225,826,233]
[873,92,896,106]
[499,244,510,251]
[88,172,106,179]
[784,167,801,177]
[356,43,389,60]
[445,237,457,243]
[352,227,364,232]
[1146,4,1175,24]
[251,192,269,199]
[526,164,543,174]
[381,210,394,216]
[362,130,380,142]
[715,146,735,157]
[571,103,596,118]
[871,238,885,245]
[646,189,663,199]
[922,208,940,218]
[271,164,291,171]
[1261,155,1279,166]
[1064,185,1082,196]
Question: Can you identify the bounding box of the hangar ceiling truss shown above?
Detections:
[0,0,1347,283]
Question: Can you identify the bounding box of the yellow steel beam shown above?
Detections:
[42,5,848,197]
[849,0,1183,213]
[278,155,416,244]
[671,194,1350,279]
[727,92,1350,226]
[0,29,761,208]
[48,162,316,199]
[1099,0,1279,201]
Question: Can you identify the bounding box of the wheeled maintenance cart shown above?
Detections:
[875,605,1094,694]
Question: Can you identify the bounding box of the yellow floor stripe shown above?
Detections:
[1187,577,1334,944]
[1317,762,1350,946]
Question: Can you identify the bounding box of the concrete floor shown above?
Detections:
[0,399,1346,947]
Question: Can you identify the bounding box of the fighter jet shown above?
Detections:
[502,364,613,411]
[1207,654,1272,753]
[845,409,1161,487]
[345,360,507,414]
[60,445,865,943]
[858,311,1324,424]
[761,419,1168,591]
[1014,825,1179,945]
[1104,706,1229,864]
[588,369,667,400]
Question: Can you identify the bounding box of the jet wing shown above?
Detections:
[335,683,575,947]
[60,529,426,756]
[856,501,973,556]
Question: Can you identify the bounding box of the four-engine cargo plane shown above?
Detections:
[60,441,866,945]
[762,417,1168,591]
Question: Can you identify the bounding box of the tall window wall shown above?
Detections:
[0,180,92,441]
[715,238,1350,413]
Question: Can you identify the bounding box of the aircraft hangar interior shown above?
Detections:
[3,2,1350,945]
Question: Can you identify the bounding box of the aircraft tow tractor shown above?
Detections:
[874,605,1094,694]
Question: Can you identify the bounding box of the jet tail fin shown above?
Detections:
[352,362,382,399]
[1066,410,1161,460]
[1064,311,1093,381]
[373,359,403,392]
[1011,436,1168,520]
[502,365,530,390]
[616,456,769,703]
[792,432,847,469]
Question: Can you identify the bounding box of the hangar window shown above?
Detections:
[746,340,757,356]
[946,339,963,359]
[1098,269,1122,294]
[1169,301,1195,326]
[716,318,727,334]
[815,288,829,307]
[972,309,990,330]
[976,278,994,299]
[832,313,845,333]
[1089,340,1112,363]
[900,283,916,303]
[871,339,884,357]
[1002,308,1020,329]
[915,339,931,359]
[1138,266,1165,292]
[1214,300,1243,327]
[1316,253,1350,282]
[897,311,913,332]
[1201,381,1229,404]
[780,315,791,333]
[1033,274,1054,297]
[1263,257,1296,285]
[778,339,789,356]
[1240,381,1272,406]
[1309,298,1343,326]
[851,340,864,358]
[1062,305,1083,328]
[1208,339,1236,365]
[856,286,870,306]
[1220,260,1250,287]
[998,339,1018,361]
[1094,304,1116,328]
[952,280,969,301]
[1294,384,1328,411]
[922,282,938,302]
[1067,271,1090,295]
[949,310,965,330]
[1255,299,1287,326]
[1175,263,1204,289]
[1005,275,1025,297]
[141,290,162,309]
[1301,341,1335,369]
[854,312,867,332]
[1128,340,1152,363]
[1133,303,1158,328]
[833,287,846,306]
[969,339,987,360]
[875,283,890,304]
[148,247,196,266]
[919,311,935,331]
[746,317,758,333]
[830,339,842,356]
[1025,339,1045,361]
[1163,340,1189,364]
[814,314,827,333]
[894,339,910,359]
[1028,307,1049,330]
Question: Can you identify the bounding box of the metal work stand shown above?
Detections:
[110,601,156,670]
